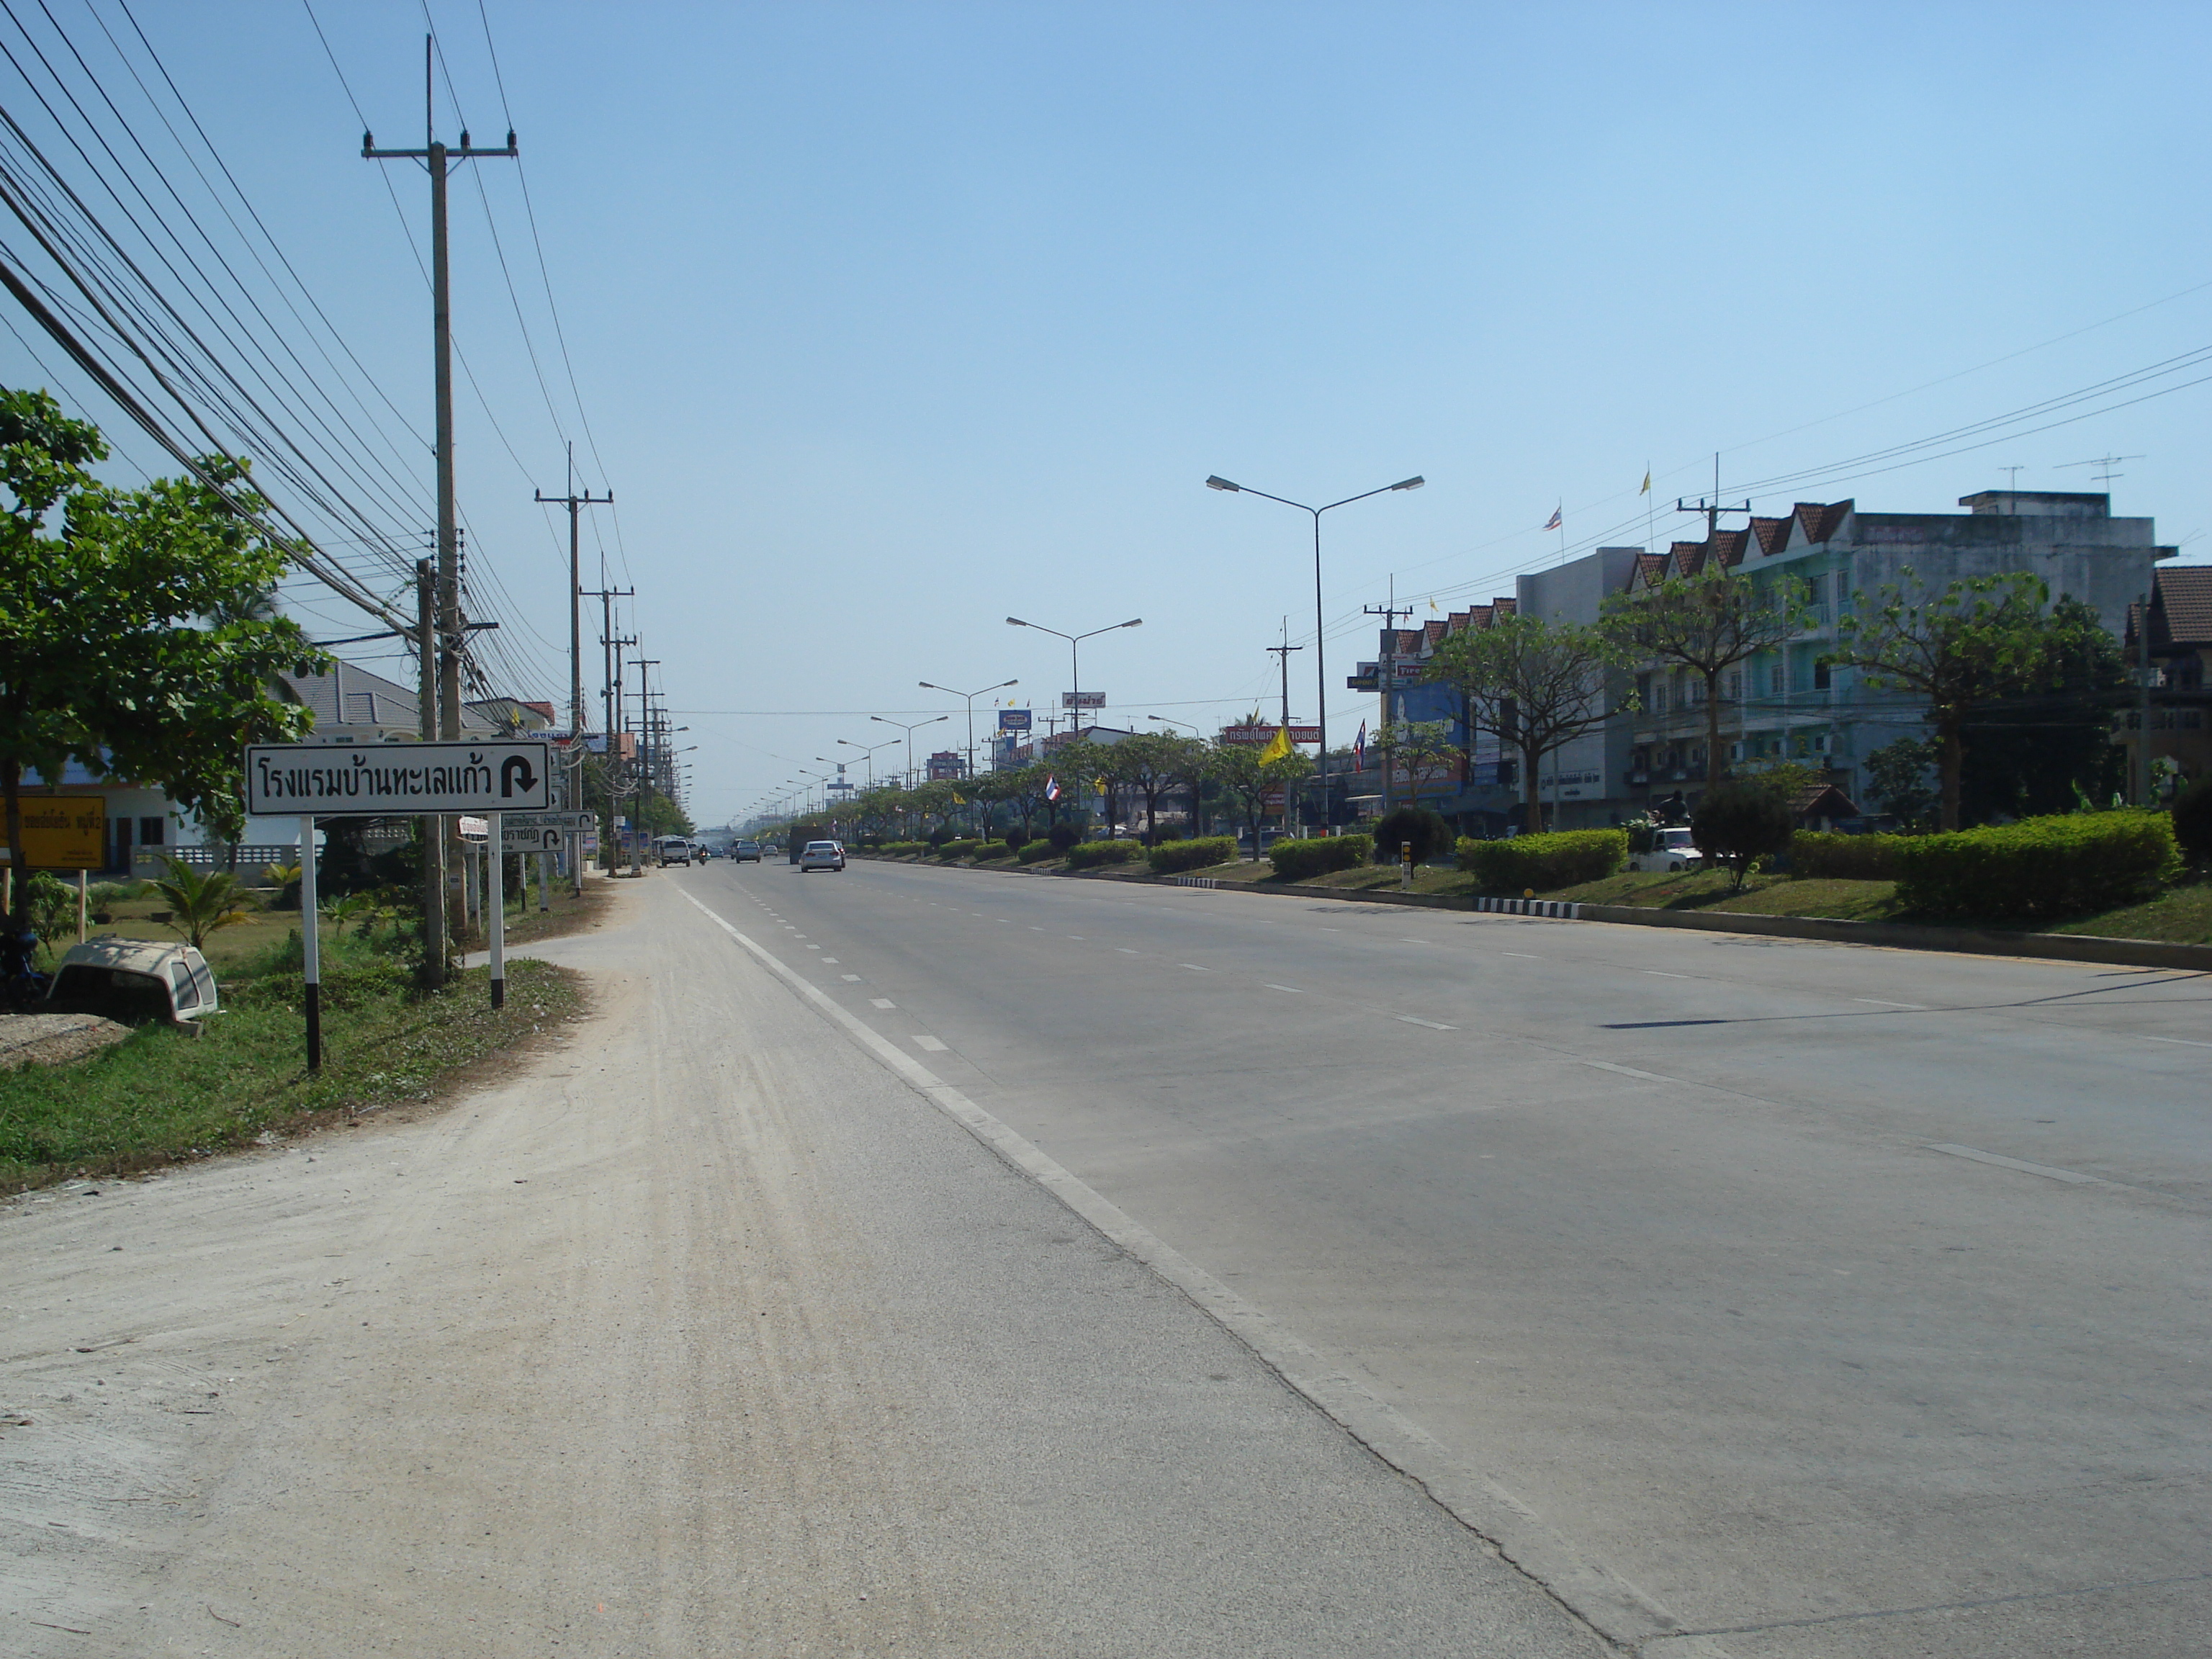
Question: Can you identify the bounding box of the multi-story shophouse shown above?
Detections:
[1365,491,2170,830]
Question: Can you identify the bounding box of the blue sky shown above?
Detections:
[6,1,2211,827]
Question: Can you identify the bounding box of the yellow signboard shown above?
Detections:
[1,798,107,869]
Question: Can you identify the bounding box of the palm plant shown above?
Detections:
[149,855,253,950]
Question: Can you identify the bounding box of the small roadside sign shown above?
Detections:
[458,816,490,842]
[1061,690,1106,709]
[501,821,572,852]
[244,740,552,816]
[0,798,105,868]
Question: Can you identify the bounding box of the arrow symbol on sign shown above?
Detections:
[500,755,538,798]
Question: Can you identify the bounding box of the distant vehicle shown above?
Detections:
[798,840,846,873]
[1628,827,1703,873]
[733,840,762,862]
[655,835,693,866]
[45,937,218,1026]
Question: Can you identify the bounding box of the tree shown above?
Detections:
[148,855,253,950]
[1207,741,1310,858]
[1424,613,1629,834]
[1691,781,1796,891]
[1601,564,1809,791]
[1370,719,1460,806]
[1831,569,2058,832]
[1372,803,1451,865]
[1112,731,1200,843]
[1863,737,1940,831]
[0,389,323,943]
[1956,595,2129,823]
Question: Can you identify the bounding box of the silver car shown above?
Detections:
[797,839,845,872]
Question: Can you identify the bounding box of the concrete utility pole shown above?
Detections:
[538,448,612,894]
[1676,452,1750,542]
[631,659,658,875]
[415,558,446,983]
[366,40,516,976]
[1364,598,1412,811]
[1268,618,1305,833]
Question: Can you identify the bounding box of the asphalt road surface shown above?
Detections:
[683,853,2212,1658]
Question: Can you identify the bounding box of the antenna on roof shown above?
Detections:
[2059,454,2144,493]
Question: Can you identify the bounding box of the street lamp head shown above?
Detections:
[1390,476,1425,492]
[1205,475,1241,493]
[1005,616,1029,628]
[996,678,1019,690]
[1120,618,1143,629]
[870,714,890,726]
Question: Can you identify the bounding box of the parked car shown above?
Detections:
[733,840,762,862]
[45,938,218,1027]
[798,840,846,872]
[655,835,693,866]
[1628,827,1703,873]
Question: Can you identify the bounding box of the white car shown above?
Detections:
[1628,826,1703,873]
[798,839,846,872]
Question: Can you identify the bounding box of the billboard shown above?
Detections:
[1221,724,1323,746]
[0,797,105,869]
[1061,691,1106,709]
[998,709,1033,731]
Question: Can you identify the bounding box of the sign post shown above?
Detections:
[299,815,320,1072]
[488,812,505,1010]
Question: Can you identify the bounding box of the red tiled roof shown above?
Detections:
[1713,528,1748,567]
[1794,500,1853,544]
[1424,619,1447,645]
[2152,565,2212,647]
[1750,516,1790,557]
[1492,597,1516,616]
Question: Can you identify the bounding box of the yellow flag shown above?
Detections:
[1640,468,1652,494]
[952,793,966,804]
[1261,726,1292,763]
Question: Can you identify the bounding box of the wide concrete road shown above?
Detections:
[703,854,2212,1657]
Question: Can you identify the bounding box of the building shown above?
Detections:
[1363,490,2172,830]
[2124,564,2212,783]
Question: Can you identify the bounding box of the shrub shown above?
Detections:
[1151,835,1238,874]
[1064,839,1144,871]
[1370,804,1452,866]
[1457,829,1626,892]
[1691,781,1797,891]
[2175,777,2212,868]
[1791,832,1908,881]
[878,840,928,858]
[1269,835,1372,881]
[926,825,951,848]
[935,838,982,861]
[1016,840,1059,864]
[971,840,1015,861]
[1046,822,1085,853]
[1894,810,2180,921]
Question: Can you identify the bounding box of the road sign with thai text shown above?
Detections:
[243,741,551,816]
[1061,691,1106,709]
[1221,724,1323,745]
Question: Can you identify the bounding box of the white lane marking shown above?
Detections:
[1116,948,1141,955]
[1502,952,1539,959]
[1067,935,1085,940]
[1642,970,1691,979]
[1401,938,1432,944]
[2141,1033,2212,1049]
[672,881,1680,1637]
[840,974,862,982]
[1030,926,1046,931]
[1581,1058,1683,1084]
[821,957,838,963]
[911,1035,948,1052]
[1398,1015,1456,1030]
[1927,1143,2105,1184]
[1853,997,1926,1010]
[870,998,896,1009]
[1265,984,1304,994]
[1179,963,1210,972]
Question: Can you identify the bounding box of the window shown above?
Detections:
[1725,670,1741,702]
[1768,665,1784,696]
[139,817,165,845]
[1653,684,1668,715]
[1813,659,1831,691]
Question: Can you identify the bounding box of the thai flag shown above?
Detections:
[1543,505,1562,531]
[1045,774,1060,801]
[1354,721,1367,769]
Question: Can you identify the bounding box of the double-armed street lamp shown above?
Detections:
[919,677,1018,778]
[837,734,903,789]
[1205,472,1424,832]
[1005,616,1141,736]
[870,712,950,786]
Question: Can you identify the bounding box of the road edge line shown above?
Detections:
[674,884,1676,1652]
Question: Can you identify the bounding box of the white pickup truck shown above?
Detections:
[1628,827,1703,873]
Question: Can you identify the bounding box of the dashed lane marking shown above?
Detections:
[870,998,896,1008]
[840,974,862,981]
[1927,1143,2105,1184]
[1264,984,1304,994]
[911,1034,948,1052]
[1397,1015,1455,1030]
[1179,963,1210,972]
[1581,1058,1683,1084]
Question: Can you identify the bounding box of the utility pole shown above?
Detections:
[1676,453,1751,543]
[1267,616,1305,834]
[365,40,516,976]
[414,558,446,983]
[632,658,658,875]
[1364,596,1413,811]
[539,448,612,894]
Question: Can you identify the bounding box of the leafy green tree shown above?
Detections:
[1691,781,1795,891]
[1425,612,1629,833]
[1107,732,1199,843]
[1956,596,2128,823]
[1370,719,1460,804]
[1206,741,1311,858]
[1832,569,2058,832]
[1601,564,1809,789]
[0,389,323,940]
[1863,737,1940,831]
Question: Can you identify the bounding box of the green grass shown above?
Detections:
[0,931,583,1195]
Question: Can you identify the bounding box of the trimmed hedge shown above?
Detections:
[1370,805,1452,866]
[1792,832,1908,881]
[1150,835,1238,874]
[1893,811,2180,921]
[934,838,982,861]
[1269,834,1372,881]
[878,840,927,858]
[1016,840,1058,865]
[1064,839,1145,870]
[1457,829,1627,892]
[971,840,1017,861]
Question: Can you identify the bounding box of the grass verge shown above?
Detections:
[0,936,584,1196]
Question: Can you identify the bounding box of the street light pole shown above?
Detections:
[838,735,902,789]
[870,714,950,786]
[1005,617,1142,735]
[1205,473,1424,834]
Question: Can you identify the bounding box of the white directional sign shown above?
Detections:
[244,741,552,816]
[500,811,590,853]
